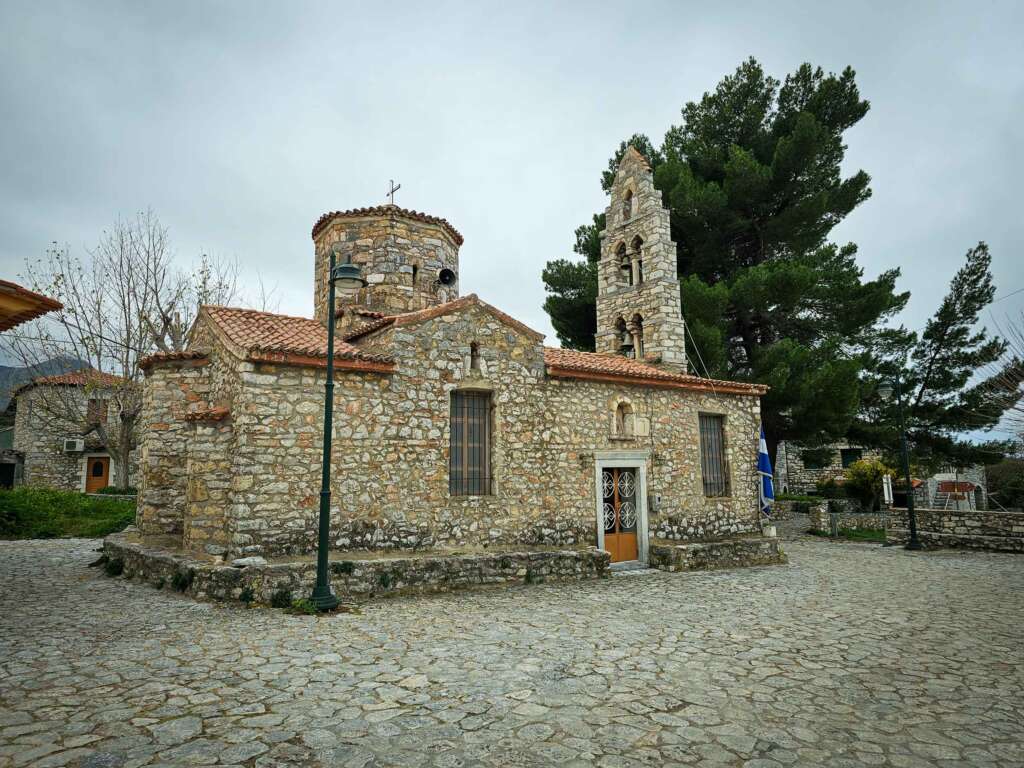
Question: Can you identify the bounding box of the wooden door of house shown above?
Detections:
[85,456,110,493]
[602,468,638,562]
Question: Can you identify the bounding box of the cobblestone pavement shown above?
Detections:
[2,538,1022,768]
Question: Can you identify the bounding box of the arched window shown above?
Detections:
[615,401,635,437]
[470,342,481,372]
[622,190,633,221]
[631,236,644,285]
[616,316,633,358]
[616,243,631,287]
[411,264,419,287]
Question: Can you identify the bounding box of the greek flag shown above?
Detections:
[758,425,775,517]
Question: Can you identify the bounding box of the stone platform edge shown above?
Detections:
[649,536,786,572]
[102,531,611,605]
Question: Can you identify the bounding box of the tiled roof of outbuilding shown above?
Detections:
[10,368,125,400]
[201,306,394,369]
[311,204,464,245]
[544,348,767,395]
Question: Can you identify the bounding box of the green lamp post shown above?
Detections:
[877,375,923,551]
[310,243,365,611]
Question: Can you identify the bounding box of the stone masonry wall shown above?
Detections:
[137,360,213,536]
[104,530,610,604]
[774,441,882,495]
[809,501,889,535]
[313,212,461,327]
[886,508,1024,552]
[195,301,762,558]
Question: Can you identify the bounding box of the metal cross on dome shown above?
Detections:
[386,179,401,205]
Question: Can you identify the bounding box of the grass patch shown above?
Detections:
[0,487,135,539]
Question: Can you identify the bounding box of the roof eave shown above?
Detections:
[545,365,768,395]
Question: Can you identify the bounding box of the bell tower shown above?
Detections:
[595,147,687,372]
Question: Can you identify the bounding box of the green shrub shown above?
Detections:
[94,486,138,496]
[377,572,393,590]
[270,588,292,608]
[0,487,135,539]
[331,560,355,576]
[155,578,166,590]
[289,598,319,615]
[239,587,255,605]
[843,459,894,511]
[171,569,193,592]
[104,557,124,577]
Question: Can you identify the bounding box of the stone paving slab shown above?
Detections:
[1,537,1022,767]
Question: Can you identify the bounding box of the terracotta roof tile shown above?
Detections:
[544,348,767,395]
[0,280,63,332]
[202,306,394,368]
[311,204,464,245]
[343,295,545,343]
[12,368,125,400]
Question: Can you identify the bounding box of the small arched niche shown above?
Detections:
[615,242,631,287]
[614,400,635,438]
[621,189,634,221]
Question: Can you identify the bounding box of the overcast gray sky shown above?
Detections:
[2,0,1022,351]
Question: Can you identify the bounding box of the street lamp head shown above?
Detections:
[329,243,365,299]
[877,381,894,402]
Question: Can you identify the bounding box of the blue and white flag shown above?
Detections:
[758,425,775,516]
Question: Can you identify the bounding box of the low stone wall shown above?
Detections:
[102,530,610,604]
[768,499,805,520]
[809,500,888,535]
[649,537,786,572]
[886,508,1024,552]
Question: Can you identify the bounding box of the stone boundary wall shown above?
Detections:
[103,531,610,604]
[85,493,137,503]
[649,537,785,572]
[809,501,888,535]
[886,508,1024,552]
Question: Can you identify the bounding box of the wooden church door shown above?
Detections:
[602,468,639,562]
[85,456,110,493]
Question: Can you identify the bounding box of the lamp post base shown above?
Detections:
[309,586,339,611]
[905,539,923,551]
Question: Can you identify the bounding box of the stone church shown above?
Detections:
[137,148,769,566]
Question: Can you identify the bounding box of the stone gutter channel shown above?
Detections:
[102,530,785,605]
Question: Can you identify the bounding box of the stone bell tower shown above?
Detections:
[595,147,687,372]
[311,205,463,328]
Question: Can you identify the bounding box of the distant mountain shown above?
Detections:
[0,356,88,412]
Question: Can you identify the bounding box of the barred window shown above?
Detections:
[450,391,491,495]
[699,413,730,497]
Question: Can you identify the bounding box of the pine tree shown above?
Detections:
[542,58,909,456]
[858,243,1024,468]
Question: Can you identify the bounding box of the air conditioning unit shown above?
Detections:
[63,438,85,453]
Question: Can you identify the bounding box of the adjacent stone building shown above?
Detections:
[137,150,771,567]
[6,370,135,491]
[773,440,882,495]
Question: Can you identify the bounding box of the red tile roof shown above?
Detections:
[544,348,767,395]
[11,368,125,400]
[202,306,394,370]
[343,294,545,343]
[311,204,464,245]
[0,280,62,332]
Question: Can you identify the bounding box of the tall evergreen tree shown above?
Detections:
[857,243,1024,469]
[542,58,909,457]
